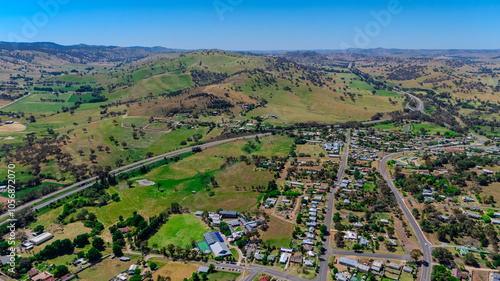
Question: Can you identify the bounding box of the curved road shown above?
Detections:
[379,147,471,281]
[361,89,424,126]
[124,130,409,281]
[378,144,490,280]
[399,90,425,113]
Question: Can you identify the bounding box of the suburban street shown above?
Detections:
[377,142,491,281]
[21,125,425,281]
[122,129,412,281]
[314,129,351,281]
[0,80,469,280]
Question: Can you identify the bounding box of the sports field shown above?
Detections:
[149,214,208,248]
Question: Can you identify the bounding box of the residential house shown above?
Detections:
[32,272,53,281]
[335,273,349,281]
[387,263,401,270]
[197,266,210,274]
[279,253,289,264]
[403,265,414,273]
[371,261,383,272]
[344,230,357,241]
[290,256,302,264]
[118,227,131,234]
[339,257,358,268]
[254,253,264,261]
[28,268,40,279]
[451,268,468,280]
[358,264,370,273]
[303,259,314,267]
[464,211,482,220]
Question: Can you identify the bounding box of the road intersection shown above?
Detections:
[2,84,449,280]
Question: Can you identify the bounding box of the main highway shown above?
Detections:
[124,129,410,281]
[2,75,464,281]
[0,133,271,224]
[379,152,432,281]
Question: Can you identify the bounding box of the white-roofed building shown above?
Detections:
[210,242,231,257]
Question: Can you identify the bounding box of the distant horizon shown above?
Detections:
[1,1,499,50]
[2,41,500,52]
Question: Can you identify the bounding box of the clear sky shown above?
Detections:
[0,0,498,50]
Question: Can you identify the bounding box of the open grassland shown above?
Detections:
[202,134,293,158]
[207,271,240,281]
[1,51,404,193]
[30,135,291,229]
[286,265,317,280]
[77,255,139,281]
[298,142,327,157]
[236,73,403,124]
[152,261,199,281]
[55,117,219,168]
[149,214,209,248]
[121,116,150,128]
[261,215,295,248]
[370,121,458,136]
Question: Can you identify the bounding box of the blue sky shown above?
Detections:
[0,0,498,50]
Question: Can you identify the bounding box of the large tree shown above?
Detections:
[410,249,423,262]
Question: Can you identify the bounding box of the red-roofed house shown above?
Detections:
[119,227,131,233]
[445,148,464,153]
[31,271,53,281]
[28,268,40,278]
[258,276,270,281]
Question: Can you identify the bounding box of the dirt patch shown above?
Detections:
[117,182,127,191]
[471,270,490,281]
[137,179,155,186]
[0,122,26,133]
[395,219,417,253]
[152,261,199,281]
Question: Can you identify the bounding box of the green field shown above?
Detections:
[4,93,74,112]
[149,214,208,248]
[370,121,459,136]
[30,135,290,229]
[207,271,240,281]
